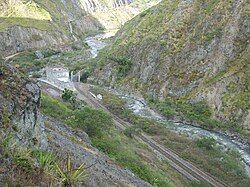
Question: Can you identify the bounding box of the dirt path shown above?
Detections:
[4,52,20,62]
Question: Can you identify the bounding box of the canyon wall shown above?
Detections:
[91,0,250,130]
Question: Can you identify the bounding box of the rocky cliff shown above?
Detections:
[0,0,159,57]
[0,0,102,57]
[91,0,250,130]
[0,65,151,186]
[0,64,47,148]
[82,0,160,29]
[0,64,47,147]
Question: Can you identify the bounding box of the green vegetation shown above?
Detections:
[0,17,51,32]
[195,137,216,150]
[12,148,34,173]
[0,0,63,33]
[41,93,181,186]
[203,0,220,15]
[108,56,133,77]
[0,133,87,186]
[8,49,59,73]
[62,88,77,108]
[89,0,248,135]
[42,93,113,138]
[62,88,74,101]
[55,156,87,187]
[92,130,174,187]
[0,0,52,31]
[70,107,112,138]
[0,1,51,20]
[144,95,248,135]
[1,109,11,128]
[41,93,73,121]
[90,86,250,186]
[34,150,55,173]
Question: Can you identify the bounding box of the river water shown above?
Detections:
[108,90,250,174]
[85,32,116,58]
[85,32,250,174]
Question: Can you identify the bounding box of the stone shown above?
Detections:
[35,50,44,59]
[97,94,103,100]
[0,65,47,148]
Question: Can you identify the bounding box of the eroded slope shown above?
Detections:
[91,0,250,131]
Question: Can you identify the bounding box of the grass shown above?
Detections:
[41,92,184,186]
[0,17,51,32]
[146,96,248,135]
[0,132,88,186]
[87,0,248,136]
[92,129,175,187]
[41,93,113,138]
[90,86,250,187]
[8,48,59,73]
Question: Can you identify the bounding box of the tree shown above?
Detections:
[62,89,74,101]
[196,137,216,150]
[73,107,113,138]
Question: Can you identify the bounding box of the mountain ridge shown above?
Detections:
[0,0,160,57]
[90,0,250,131]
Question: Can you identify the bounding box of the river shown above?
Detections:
[85,31,116,58]
[84,32,250,175]
[110,90,250,174]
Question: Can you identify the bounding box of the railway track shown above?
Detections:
[74,83,227,187]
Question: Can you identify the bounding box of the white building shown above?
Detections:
[45,66,70,82]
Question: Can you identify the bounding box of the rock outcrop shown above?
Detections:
[45,116,151,187]
[0,0,160,57]
[91,0,250,130]
[0,0,103,57]
[0,65,151,186]
[0,64,47,148]
[87,0,160,30]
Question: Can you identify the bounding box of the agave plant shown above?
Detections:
[55,155,87,187]
[35,150,55,173]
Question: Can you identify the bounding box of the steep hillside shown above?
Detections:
[0,0,159,57]
[85,0,160,29]
[91,0,250,132]
[0,64,154,186]
[0,0,103,57]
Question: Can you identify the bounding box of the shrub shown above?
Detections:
[42,94,113,138]
[62,89,74,101]
[62,89,77,108]
[71,107,113,138]
[55,155,87,187]
[34,150,55,174]
[109,56,132,77]
[124,126,140,138]
[195,137,216,150]
[80,70,90,83]
[13,148,33,173]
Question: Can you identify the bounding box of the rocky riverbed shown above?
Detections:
[105,88,250,175]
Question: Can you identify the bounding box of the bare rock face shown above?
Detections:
[0,0,159,57]
[0,65,47,148]
[0,26,69,57]
[0,66,150,186]
[0,0,103,57]
[91,0,249,130]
